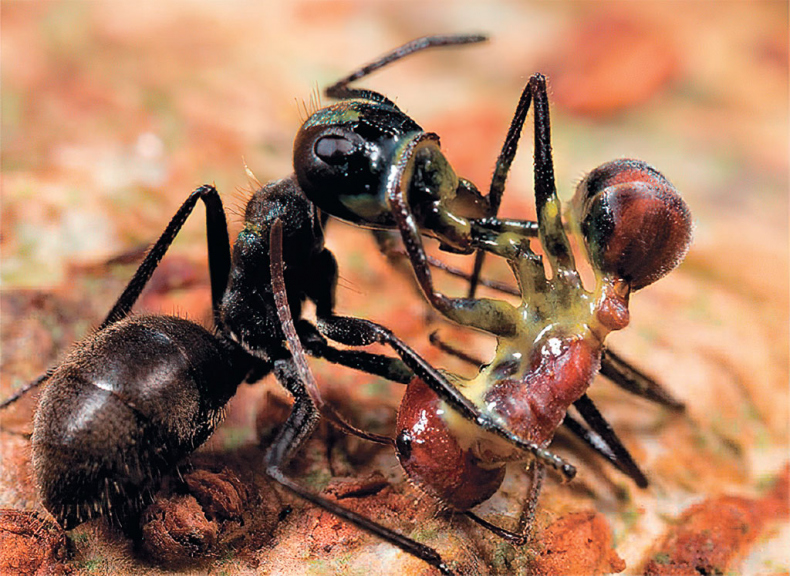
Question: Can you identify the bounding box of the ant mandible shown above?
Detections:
[290,33,692,547]
[0,35,589,576]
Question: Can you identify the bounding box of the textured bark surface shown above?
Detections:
[1,2,788,575]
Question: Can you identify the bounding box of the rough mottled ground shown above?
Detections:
[1,2,788,575]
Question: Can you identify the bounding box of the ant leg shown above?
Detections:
[561,412,645,486]
[0,373,50,410]
[465,461,546,545]
[600,349,685,410]
[0,185,231,410]
[474,217,540,237]
[315,314,576,481]
[102,184,230,328]
[529,74,580,285]
[468,69,540,297]
[382,244,522,298]
[297,322,412,385]
[428,331,485,366]
[326,34,487,105]
[263,387,455,575]
[284,231,408,385]
[514,461,546,543]
[571,394,648,488]
[269,220,392,445]
[385,133,522,337]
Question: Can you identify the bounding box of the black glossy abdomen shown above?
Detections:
[32,315,242,528]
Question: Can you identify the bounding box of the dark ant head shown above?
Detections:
[293,100,422,229]
[570,159,693,291]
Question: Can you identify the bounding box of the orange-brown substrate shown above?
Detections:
[531,511,626,575]
[0,509,71,576]
[642,464,790,575]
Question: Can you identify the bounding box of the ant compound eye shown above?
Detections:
[294,124,367,179]
[395,430,412,460]
[314,135,358,165]
[571,159,692,290]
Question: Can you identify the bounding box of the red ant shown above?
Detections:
[286,33,693,569]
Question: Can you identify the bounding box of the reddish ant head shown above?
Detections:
[570,159,692,291]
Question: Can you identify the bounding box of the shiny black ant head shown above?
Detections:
[293,100,422,228]
[570,159,693,291]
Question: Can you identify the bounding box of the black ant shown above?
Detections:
[0,35,604,576]
[290,32,692,552]
[4,181,399,527]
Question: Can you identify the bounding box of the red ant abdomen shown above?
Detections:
[571,159,693,290]
[32,315,243,528]
[396,377,507,510]
[396,336,600,511]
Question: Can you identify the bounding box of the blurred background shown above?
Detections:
[1,2,787,575]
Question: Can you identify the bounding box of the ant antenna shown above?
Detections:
[0,372,51,410]
[268,220,392,445]
[326,33,488,101]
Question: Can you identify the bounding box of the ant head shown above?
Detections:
[570,159,693,291]
[293,100,422,228]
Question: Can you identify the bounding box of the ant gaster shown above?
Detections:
[0,35,605,576]
[291,34,692,545]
